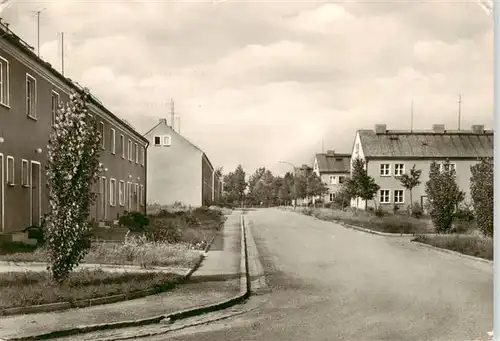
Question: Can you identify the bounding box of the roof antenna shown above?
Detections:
[410,100,414,132]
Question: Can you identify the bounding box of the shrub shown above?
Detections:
[23,215,48,246]
[302,207,313,216]
[119,211,150,232]
[145,218,183,243]
[470,158,493,238]
[425,161,464,234]
[374,206,385,217]
[411,202,423,219]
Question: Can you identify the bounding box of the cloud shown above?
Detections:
[2,1,493,176]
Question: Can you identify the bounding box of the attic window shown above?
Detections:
[162,135,171,146]
[421,141,428,146]
[335,157,342,161]
[389,135,399,140]
[154,136,161,146]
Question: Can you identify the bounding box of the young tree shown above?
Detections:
[248,167,266,205]
[398,164,422,215]
[223,165,247,206]
[45,89,102,283]
[425,161,464,234]
[348,158,380,212]
[306,172,328,207]
[470,158,493,238]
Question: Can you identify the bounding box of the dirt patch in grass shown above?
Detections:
[0,269,182,309]
[296,207,433,234]
[413,234,493,261]
[0,241,202,269]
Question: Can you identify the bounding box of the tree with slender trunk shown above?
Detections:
[398,164,422,216]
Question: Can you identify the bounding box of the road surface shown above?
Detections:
[93,208,494,341]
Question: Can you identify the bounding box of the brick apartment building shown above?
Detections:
[0,21,148,237]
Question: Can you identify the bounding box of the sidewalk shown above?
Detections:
[0,213,242,341]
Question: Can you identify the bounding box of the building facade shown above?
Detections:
[350,124,494,211]
[313,150,350,203]
[0,22,148,236]
[144,119,221,207]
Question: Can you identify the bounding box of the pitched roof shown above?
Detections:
[0,21,148,144]
[358,130,494,159]
[315,153,351,173]
[143,121,220,180]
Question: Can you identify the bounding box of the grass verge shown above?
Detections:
[293,207,433,234]
[0,269,182,309]
[0,240,202,269]
[413,234,493,261]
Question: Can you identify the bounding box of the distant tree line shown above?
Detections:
[217,164,328,207]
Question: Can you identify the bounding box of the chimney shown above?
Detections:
[471,125,485,134]
[159,118,167,125]
[432,124,445,133]
[375,124,387,134]
[326,150,335,155]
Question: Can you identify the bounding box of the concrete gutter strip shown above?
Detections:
[5,214,251,341]
[411,240,493,265]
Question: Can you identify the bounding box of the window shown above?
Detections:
[329,193,335,201]
[394,190,404,204]
[128,139,133,161]
[110,128,116,154]
[99,122,105,149]
[394,164,405,176]
[135,143,139,163]
[120,134,125,159]
[154,136,161,146]
[440,163,456,173]
[26,74,37,119]
[163,135,171,146]
[51,91,60,126]
[127,182,133,209]
[118,181,125,206]
[6,156,14,185]
[355,143,359,154]
[21,159,29,186]
[339,176,346,184]
[0,56,9,106]
[109,178,116,206]
[140,184,144,205]
[379,189,390,204]
[329,176,336,185]
[140,146,145,166]
[380,164,391,176]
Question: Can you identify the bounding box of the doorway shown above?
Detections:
[99,176,107,220]
[0,153,3,231]
[30,161,41,227]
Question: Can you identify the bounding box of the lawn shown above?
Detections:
[413,234,493,261]
[0,269,182,309]
[0,206,227,268]
[293,206,434,235]
[0,239,202,269]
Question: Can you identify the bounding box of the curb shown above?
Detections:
[0,248,209,317]
[0,260,190,272]
[5,216,251,341]
[411,240,494,265]
[164,215,250,323]
[285,207,438,238]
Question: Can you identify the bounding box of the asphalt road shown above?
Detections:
[115,209,493,341]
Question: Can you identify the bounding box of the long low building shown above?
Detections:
[0,20,148,239]
[350,123,494,211]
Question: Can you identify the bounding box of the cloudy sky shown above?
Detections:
[3,0,493,175]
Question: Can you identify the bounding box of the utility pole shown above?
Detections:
[60,32,64,76]
[458,94,462,130]
[170,98,175,130]
[321,140,324,154]
[32,8,45,57]
[410,100,414,132]
[176,117,181,134]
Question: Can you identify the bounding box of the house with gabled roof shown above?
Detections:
[144,118,222,207]
[313,150,350,203]
[350,123,494,211]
